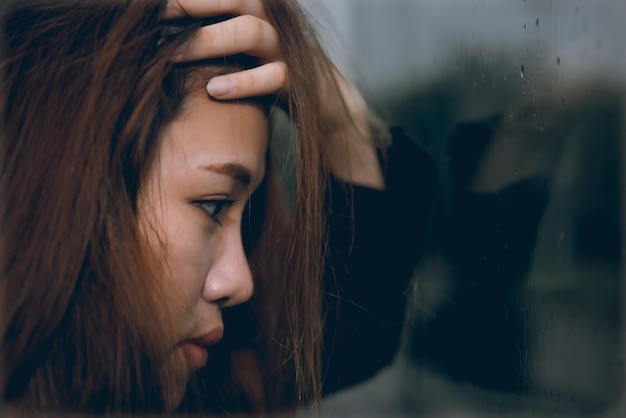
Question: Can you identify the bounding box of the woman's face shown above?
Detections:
[139,91,268,405]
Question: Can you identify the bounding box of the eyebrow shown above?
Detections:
[199,163,252,186]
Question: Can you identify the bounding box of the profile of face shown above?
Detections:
[139,90,268,406]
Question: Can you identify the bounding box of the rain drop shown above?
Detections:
[520,64,525,78]
[536,17,540,26]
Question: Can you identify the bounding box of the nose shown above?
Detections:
[202,228,254,307]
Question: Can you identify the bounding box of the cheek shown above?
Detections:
[162,218,214,296]
[139,190,215,311]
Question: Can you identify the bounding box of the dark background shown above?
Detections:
[308,0,626,416]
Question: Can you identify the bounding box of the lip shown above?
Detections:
[188,328,224,348]
[179,328,224,370]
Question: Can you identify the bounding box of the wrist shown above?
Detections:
[325,115,386,190]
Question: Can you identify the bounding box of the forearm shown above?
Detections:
[322,73,387,190]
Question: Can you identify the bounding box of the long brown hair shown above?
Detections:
[1,0,343,414]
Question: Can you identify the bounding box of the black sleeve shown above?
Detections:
[322,127,437,395]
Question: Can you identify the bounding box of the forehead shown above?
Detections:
[158,93,269,186]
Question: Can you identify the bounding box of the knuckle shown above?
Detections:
[239,15,265,43]
[242,72,257,92]
[174,0,192,17]
[228,0,243,10]
[198,26,217,50]
[277,62,288,85]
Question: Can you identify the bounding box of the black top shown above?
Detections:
[322,127,437,394]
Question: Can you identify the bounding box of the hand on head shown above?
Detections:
[162,0,385,189]
[162,0,288,99]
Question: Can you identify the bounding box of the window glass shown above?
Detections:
[315,1,626,416]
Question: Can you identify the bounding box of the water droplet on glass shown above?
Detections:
[520,64,525,78]
[556,56,561,65]
[524,23,527,30]
[536,17,540,26]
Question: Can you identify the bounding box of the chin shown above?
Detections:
[164,381,188,412]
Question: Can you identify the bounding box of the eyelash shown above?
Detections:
[194,199,235,227]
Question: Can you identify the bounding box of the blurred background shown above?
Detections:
[301,0,626,416]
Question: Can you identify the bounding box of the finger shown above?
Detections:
[172,15,282,62]
[206,61,288,99]
[162,0,268,21]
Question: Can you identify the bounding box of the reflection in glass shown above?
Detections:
[316,0,625,416]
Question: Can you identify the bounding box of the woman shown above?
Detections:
[1,0,436,415]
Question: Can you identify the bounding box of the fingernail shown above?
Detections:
[206,79,235,97]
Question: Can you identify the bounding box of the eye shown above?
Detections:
[194,199,235,226]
